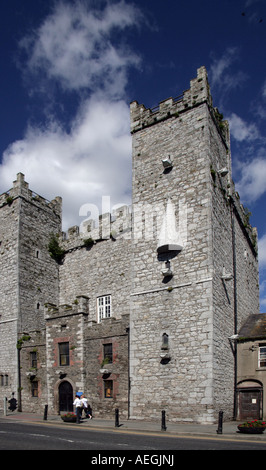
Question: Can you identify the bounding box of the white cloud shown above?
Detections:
[0,1,144,231]
[228,113,260,142]
[259,234,266,270]
[260,293,266,312]
[210,47,237,84]
[19,0,142,98]
[0,97,132,231]
[235,156,266,202]
[209,47,248,96]
[245,0,262,6]
[252,79,266,119]
[260,277,266,311]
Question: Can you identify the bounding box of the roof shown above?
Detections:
[238,314,266,340]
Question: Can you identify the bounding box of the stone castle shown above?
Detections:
[0,67,260,423]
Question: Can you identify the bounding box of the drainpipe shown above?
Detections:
[17,344,22,412]
[126,327,130,419]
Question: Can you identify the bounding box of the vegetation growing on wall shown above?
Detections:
[48,233,64,262]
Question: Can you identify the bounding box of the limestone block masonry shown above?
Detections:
[129,66,259,423]
[0,173,61,407]
[0,66,260,423]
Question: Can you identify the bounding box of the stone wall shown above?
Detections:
[129,66,259,423]
[16,175,61,332]
[19,330,47,413]
[45,302,88,414]
[130,68,217,423]
[19,302,129,417]
[0,173,62,409]
[0,193,20,402]
[208,105,259,417]
[85,314,129,418]
[59,228,132,323]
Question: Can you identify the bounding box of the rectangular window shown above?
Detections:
[104,380,113,398]
[103,343,113,364]
[97,295,111,322]
[1,375,8,386]
[259,346,266,367]
[30,351,37,368]
[59,342,70,366]
[31,381,38,397]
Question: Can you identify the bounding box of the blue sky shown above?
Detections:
[0,0,265,310]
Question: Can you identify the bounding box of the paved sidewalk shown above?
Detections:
[1,411,266,441]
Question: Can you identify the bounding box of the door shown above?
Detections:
[59,381,73,412]
[238,389,262,420]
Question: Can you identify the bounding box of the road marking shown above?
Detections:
[1,420,266,445]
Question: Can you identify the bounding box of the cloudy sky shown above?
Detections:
[0,0,265,310]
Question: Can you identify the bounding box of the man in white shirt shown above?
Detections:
[81,395,92,419]
[73,395,82,423]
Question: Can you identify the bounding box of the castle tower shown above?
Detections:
[129,67,259,423]
[0,173,61,404]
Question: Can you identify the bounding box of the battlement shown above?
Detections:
[61,204,132,251]
[0,173,62,218]
[44,295,89,319]
[130,66,213,133]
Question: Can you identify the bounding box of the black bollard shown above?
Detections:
[161,410,167,431]
[216,410,223,434]
[43,404,48,421]
[115,408,119,427]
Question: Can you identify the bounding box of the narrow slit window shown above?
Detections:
[31,381,38,397]
[161,333,169,350]
[103,343,113,364]
[30,351,37,368]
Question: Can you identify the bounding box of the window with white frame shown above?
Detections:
[97,295,111,322]
[259,345,266,368]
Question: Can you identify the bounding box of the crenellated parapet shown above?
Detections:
[0,172,62,219]
[130,66,213,134]
[44,295,89,319]
[61,204,132,251]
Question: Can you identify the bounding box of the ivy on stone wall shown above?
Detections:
[48,233,64,263]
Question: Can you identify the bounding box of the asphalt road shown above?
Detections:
[0,420,266,452]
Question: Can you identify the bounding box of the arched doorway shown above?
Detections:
[237,380,263,420]
[59,381,73,412]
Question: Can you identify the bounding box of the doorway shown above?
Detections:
[237,381,263,420]
[59,381,73,412]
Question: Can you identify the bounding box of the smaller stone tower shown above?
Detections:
[0,173,61,405]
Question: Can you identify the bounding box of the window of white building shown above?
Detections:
[259,345,266,368]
